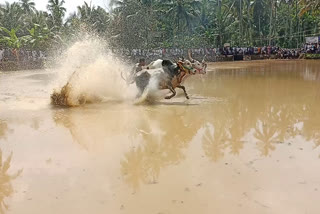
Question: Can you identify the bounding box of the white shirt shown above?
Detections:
[0,49,4,61]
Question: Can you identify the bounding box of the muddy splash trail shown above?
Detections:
[50,38,139,107]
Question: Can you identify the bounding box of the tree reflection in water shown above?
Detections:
[0,150,22,214]
[202,123,228,162]
[0,121,9,141]
[254,119,279,156]
[226,101,250,155]
[120,97,320,190]
[121,147,146,191]
[120,108,199,191]
[302,103,320,149]
[51,75,320,190]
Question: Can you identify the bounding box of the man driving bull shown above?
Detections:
[134,58,146,73]
[132,58,151,96]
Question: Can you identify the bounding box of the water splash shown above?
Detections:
[50,36,137,107]
[133,71,166,104]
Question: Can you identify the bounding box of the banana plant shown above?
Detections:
[0,27,28,61]
[25,23,53,49]
[299,0,320,15]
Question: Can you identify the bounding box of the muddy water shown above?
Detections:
[1,60,320,214]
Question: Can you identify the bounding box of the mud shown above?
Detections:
[0,60,320,214]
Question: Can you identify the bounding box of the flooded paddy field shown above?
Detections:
[1,60,320,214]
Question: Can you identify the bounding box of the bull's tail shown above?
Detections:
[121,70,135,85]
[161,59,174,67]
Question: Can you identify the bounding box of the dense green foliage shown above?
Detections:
[305,53,320,59]
[0,0,320,50]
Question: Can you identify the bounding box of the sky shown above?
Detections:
[5,0,110,15]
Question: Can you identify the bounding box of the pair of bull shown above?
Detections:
[122,52,207,100]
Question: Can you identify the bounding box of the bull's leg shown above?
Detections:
[165,84,176,99]
[135,72,150,98]
[177,85,189,99]
[135,83,144,98]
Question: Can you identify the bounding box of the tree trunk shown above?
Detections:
[259,15,261,46]
[239,0,242,46]
[296,0,299,48]
[247,2,252,46]
[269,0,273,46]
[218,0,222,47]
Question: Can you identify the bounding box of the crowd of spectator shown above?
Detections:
[112,43,320,61]
[1,42,320,63]
[304,43,320,54]
[220,43,320,58]
[0,48,46,62]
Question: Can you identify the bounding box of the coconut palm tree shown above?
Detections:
[76,2,110,33]
[47,0,66,29]
[108,0,147,48]
[199,0,214,30]
[30,10,51,27]
[164,0,201,35]
[252,0,270,46]
[213,0,235,47]
[19,0,36,13]
[76,1,93,22]
[0,2,23,33]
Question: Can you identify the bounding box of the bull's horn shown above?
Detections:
[202,54,207,63]
[120,70,127,81]
[188,49,194,62]
[121,70,134,85]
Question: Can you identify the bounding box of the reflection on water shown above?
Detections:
[0,121,9,141]
[53,107,198,190]
[0,150,22,214]
[50,61,320,190]
[202,123,228,162]
[119,108,200,191]
[2,59,320,214]
[30,117,42,131]
[53,101,320,190]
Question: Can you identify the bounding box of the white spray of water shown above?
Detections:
[51,37,138,106]
[133,69,168,104]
